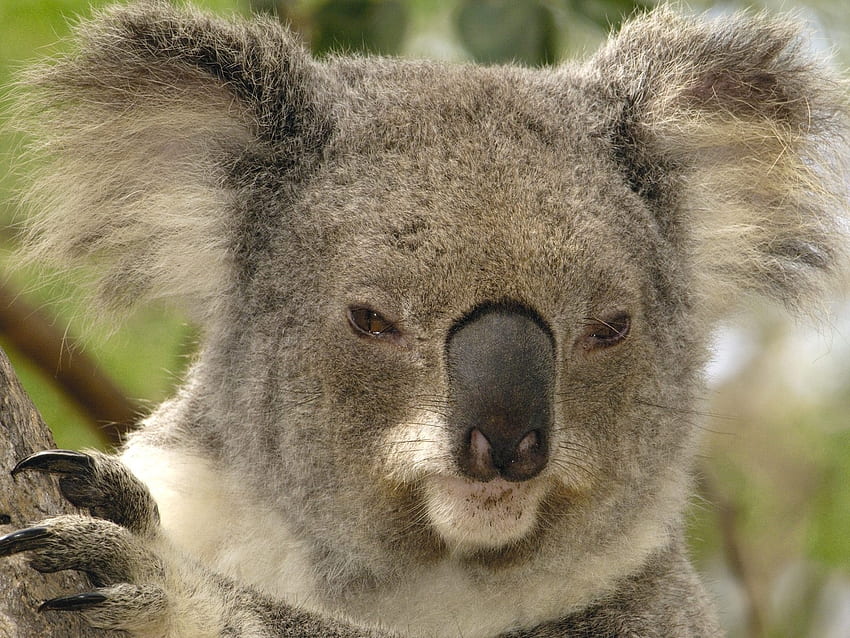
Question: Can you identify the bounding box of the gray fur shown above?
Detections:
[7,2,850,637]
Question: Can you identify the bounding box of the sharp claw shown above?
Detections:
[12,450,94,478]
[39,592,108,612]
[0,527,51,557]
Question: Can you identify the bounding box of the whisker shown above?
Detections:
[549,458,598,481]
[555,439,594,454]
[633,397,735,421]
[412,408,451,423]
[388,439,439,446]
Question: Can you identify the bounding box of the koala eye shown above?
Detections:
[578,312,631,351]
[348,307,400,340]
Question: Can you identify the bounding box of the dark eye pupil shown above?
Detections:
[349,307,397,338]
[364,310,387,334]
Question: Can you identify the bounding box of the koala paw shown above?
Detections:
[0,515,169,630]
[2,450,200,634]
[13,449,160,535]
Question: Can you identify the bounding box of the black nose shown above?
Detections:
[446,303,555,482]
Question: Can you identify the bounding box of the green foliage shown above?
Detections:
[455,0,557,66]
[808,427,850,569]
[571,0,652,30]
[311,0,409,55]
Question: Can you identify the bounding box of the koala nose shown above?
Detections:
[446,303,555,483]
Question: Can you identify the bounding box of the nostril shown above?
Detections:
[503,428,548,482]
[460,427,548,483]
[515,429,540,458]
[467,428,497,481]
[470,428,491,460]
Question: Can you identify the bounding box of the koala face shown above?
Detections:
[17,2,848,619]
[234,67,703,583]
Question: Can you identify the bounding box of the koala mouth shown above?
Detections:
[423,474,546,551]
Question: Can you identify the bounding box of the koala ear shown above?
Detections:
[592,9,850,314]
[15,3,330,320]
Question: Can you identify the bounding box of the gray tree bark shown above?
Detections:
[0,345,114,637]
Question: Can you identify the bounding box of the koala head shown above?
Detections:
[17,3,848,599]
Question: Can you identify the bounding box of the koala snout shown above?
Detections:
[446,304,555,483]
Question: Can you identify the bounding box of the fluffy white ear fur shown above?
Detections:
[13,4,292,321]
[19,86,250,319]
[594,9,850,315]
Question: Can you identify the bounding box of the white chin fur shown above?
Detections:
[424,475,545,551]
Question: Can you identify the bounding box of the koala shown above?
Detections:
[2,2,848,637]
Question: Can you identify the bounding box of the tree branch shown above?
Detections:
[0,344,116,636]
[0,282,139,448]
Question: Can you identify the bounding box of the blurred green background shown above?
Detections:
[1,1,849,637]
